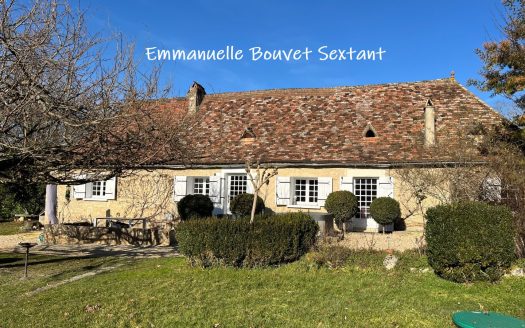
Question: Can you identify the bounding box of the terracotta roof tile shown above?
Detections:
[162,78,503,166]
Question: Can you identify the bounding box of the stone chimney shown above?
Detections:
[424,99,435,146]
[187,81,206,113]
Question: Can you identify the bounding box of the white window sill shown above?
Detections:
[287,204,321,210]
[79,198,109,202]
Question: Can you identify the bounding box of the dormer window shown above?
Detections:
[363,123,377,138]
[240,127,256,143]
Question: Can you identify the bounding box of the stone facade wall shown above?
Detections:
[56,167,456,232]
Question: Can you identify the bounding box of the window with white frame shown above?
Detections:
[228,175,247,199]
[293,178,318,205]
[193,177,210,195]
[354,178,378,218]
[91,181,106,197]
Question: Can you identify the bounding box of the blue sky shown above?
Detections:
[81,0,511,111]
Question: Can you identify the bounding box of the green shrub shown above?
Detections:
[177,194,214,221]
[308,245,353,269]
[229,193,265,217]
[324,191,359,225]
[176,212,318,267]
[370,197,401,226]
[425,201,515,283]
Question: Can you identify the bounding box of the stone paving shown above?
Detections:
[0,231,178,258]
[336,231,425,252]
[28,244,179,258]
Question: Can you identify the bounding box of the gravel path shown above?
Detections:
[0,231,41,252]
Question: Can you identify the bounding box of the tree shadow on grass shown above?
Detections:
[0,257,20,265]
[0,255,92,269]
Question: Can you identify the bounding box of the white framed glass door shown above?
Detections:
[226,174,247,214]
[353,178,378,230]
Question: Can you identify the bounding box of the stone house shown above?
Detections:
[57,76,503,232]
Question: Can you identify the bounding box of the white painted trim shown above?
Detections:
[221,168,248,174]
[287,204,321,210]
[80,198,109,202]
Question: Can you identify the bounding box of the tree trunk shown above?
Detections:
[250,190,258,224]
[45,184,58,224]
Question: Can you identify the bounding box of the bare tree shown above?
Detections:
[120,172,175,221]
[245,160,278,223]
[396,130,525,256]
[0,0,187,184]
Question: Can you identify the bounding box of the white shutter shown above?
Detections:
[246,174,254,194]
[218,174,226,212]
[174,176,188,201]
[73,184,86,199]
[377,176,394,198]
[209,176,221,203]
[275,176,291,206]
[85,182,93,199]
[340,176,354,192]
[318,177,333,207]
[105,177,116,200]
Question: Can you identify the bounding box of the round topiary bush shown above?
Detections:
[229,193,264,217]
[324,191,359,225]
[369,197,401,226]
[425,201,515,283]
[177,194,214,221]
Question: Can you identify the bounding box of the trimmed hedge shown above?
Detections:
[229,193,265,217]
[176,212,319,267]
[425,201,515,283]
[370,197,401,226]
[177,194,214,221]
[324,191,359,225]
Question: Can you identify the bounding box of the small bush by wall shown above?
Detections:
[176,212,318,267]
[177,194,214,221]
[324,191,359,225]
[425,201,515,283]
[370,197,401,226]
[229,193,265,217]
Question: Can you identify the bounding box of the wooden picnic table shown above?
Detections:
[94,217,149,231]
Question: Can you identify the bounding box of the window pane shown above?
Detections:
[229,175,247,198]
[193,177,210,195]
[354,178,378,218]
[91,181,106,197]
[294,178,318,204]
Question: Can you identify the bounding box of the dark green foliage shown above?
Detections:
[177,194,214,221]
[324,191,359,225]
[176,212,318,267]
[425,201,515,283]
[229,193,265,217]
[0,182,45,220]
[370,197,401,225]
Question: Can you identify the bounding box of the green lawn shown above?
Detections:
[0,221,26,235]
[0,251,524,327]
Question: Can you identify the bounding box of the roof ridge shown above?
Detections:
[204,77,453,97]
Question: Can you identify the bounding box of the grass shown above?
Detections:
[0,251,524,327]
[0,221,27,235]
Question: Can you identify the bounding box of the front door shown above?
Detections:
[352,178,379,231]
[226,174,248,214]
